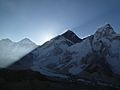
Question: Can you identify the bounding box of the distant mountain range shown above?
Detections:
[1,24,120,86]
[0,38,37,67]
[7,24,120,79]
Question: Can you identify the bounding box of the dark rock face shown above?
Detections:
[62,30,82,43]
[8,53,34,70]
[83,53,113,76]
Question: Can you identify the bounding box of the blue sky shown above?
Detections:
[0,0,120,45]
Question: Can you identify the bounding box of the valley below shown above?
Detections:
[0,69,120,90]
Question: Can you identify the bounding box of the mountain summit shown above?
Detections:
[94,24,116,39]
[19,38,32,42]
[62,30,82,43]
[0,38,37,68]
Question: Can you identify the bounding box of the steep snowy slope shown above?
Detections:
[31,24,117,77]
[93,24,120,75]
[0,38,37,68]
[9,30,82,77]
[62,24,116,75]
[9,24,120,79]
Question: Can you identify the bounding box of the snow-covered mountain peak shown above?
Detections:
[18,38,36,45]
[42,30,81,48]
[95,24,115,35]
[0,38,14,46]
[62,30,82,43]
[62,30,74,35]
[0,38,13,43]
[94,24,116,38]
[0,38,37,68]
[19,38,32,42]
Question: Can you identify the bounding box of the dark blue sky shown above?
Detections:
[0,0,120,44]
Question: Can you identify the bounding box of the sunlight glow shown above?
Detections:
[43,33,53,42]
[37,31,55,45]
